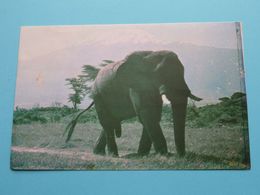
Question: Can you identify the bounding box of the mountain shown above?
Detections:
[16,40,243,108]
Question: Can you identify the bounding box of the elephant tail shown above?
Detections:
[63,101,95,142]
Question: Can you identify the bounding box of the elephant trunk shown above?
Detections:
[171,97,188,156]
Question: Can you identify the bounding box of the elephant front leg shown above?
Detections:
[137,127,152,156]
[130,88,168,155]
[93,130,106,155]
[171,98,188,156]
[139,109,168,155]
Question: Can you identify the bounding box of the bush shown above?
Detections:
[161,92,248,128]
[13,110,48,124]
[186,92,248,128]
[13,106,76,125]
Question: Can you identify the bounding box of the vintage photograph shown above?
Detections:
[11,22,250,170]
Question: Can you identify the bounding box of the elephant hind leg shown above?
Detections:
[93,130,106,155]
[94,122,118,157]
[138,109,168,155]
[105,127,118,157]
[94,97,119,157]
[98,118,119,157]
[93,126,119,157]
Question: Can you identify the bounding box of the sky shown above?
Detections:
[15,22,241,108]
[19,22,238,62]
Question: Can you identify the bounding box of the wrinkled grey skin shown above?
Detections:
[92,50,201,157]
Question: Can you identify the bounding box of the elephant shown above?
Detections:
[64,50,202,157]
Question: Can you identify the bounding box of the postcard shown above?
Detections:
[11,22,250,170]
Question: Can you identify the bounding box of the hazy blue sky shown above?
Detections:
[15,22,241,108]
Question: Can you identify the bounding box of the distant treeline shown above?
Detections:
[13,106,77,124]
[13,92,247,128]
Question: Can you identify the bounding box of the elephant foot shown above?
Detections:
[177,150,185,157]
[153,145,168,156]
[137,151,150,156]
[93,148,106,156]
[93,130,106,156]
[93,148,119,157]
[153,151,170,157]
[122,153,145,159]
[106,137,119,157]
[158,149,168,155]
[107,151,119,158]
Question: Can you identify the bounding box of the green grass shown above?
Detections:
[11,121,249,170]
[11,92,249,170]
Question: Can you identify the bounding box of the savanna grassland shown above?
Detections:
[11,93,250,170]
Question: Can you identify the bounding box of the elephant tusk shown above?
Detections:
[189,93,203,101]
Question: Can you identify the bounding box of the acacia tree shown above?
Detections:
[78,64,100,95]
[66,60,114,109]
[66,77,86,110]
[79,60,114,95]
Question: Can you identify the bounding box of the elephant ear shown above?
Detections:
[152,53,191,96]
[153,54,179,78]
[115,51,154,88]
[124,51,154,73]
[153,57,167,75]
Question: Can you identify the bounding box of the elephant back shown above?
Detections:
[92,51,153,95]
[91,59,136,119]
[92,50,178,95]
[92,60,123,96]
